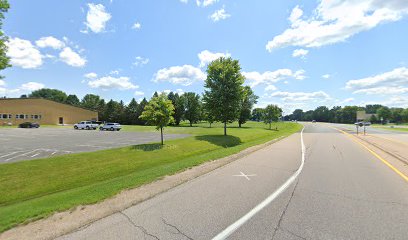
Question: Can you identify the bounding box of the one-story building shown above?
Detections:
[0,98,98,125]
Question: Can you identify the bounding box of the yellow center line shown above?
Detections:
[330,126,408,182]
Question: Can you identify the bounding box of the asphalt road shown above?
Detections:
[0,128,188,163]
[58,123,408,240]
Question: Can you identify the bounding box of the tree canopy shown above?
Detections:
[262,104,282,130]
[0,0,10,77]
[238,86,258,127]
[203,57,244,135]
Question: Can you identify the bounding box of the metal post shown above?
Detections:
[363,125,366,135]
[356,125,359,135]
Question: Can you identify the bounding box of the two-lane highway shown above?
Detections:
[58,123,408,240]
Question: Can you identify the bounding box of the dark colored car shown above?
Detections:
[18,122,40,128]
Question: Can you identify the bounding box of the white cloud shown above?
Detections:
[266,1,408,51]
[35,36,65,49]
[198,50,230,67]
[20,82,45,91]
[132,22,141,30]
[339,97,354,104]
[0,80,5,87]
[345,67,408,92]
[268,91,331,102]
[109,70,120,75]
[83,3,111,33]
[292,49,309,58]
[59,47,86,67]
[84,72,98,79]
[133,56,149,67]
[243,69,305,87]
[134,90,144,96]
[210,7,231,22]
[88,76,138,90]
[353,86,408,95]
[322,74,331,79]
[180,0,188,3]
[197,0,218,7]
[265,85,277,92]
[6,37,43,69]
[153,65,206,86]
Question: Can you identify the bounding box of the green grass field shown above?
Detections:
[371,124,408,132]
[0,121,301,232]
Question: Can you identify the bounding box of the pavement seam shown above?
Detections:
[161,218,194,240]
[270,179,300,240]
[119,211,160,240]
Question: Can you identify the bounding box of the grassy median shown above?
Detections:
[0,121,301,232]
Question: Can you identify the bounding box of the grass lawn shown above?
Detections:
[371,124,408,132]
[0,121,301,233]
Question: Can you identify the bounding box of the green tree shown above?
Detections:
[203,57,244,136]
[238,86,258,127]
[173,93,185,125]
[136,98,148,125]
[291,109,304,121]
[140,93,175,145]
[251,108,264,122]
[65,94,80,106]
[0,0,10,76]
[29,88,68,103]
[377,107,392,124]
[339,106,360,123]
[183,92,201,127]
[81,94,101,111]
[104,100,121,122]
[390,108,404,124]
[402,108,408,123]
[262,104,282,130]
[369,114,378,124]
[313,106,330,122]
[125,98,139,125]
[96,99,106,121]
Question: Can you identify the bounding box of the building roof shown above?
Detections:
[0,97,98,113]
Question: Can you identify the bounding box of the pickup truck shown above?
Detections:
[74,121,99,130]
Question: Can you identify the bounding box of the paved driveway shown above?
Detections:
[0,128,188,163]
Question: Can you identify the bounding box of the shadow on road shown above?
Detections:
[195,135,241,148]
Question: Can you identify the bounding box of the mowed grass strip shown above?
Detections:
[0,121,301,232]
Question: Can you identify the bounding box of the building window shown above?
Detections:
[0,113,11,119]
[16,114,26,119]
[31,114,41,120]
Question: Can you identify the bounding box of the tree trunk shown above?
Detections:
[190,121,192,127]
[224,122,227,136]
[160,127,163,145]
[269,123,271,130]
[209,122,212,128]
[238,122,241,128]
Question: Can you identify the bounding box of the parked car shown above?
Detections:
[312,120,316,123]
[99,123,122,131]
[18,122,40,128]
[74,121,99,130]
[355,121,371,127]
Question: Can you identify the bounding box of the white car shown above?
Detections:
[74,121,99,130]
[99,123,122,131]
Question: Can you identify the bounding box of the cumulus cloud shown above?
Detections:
[35,36,65,49]
[345,67,408,95]
[153,65,206,86]
[88,76,138,90]
[266,1,408,51]
[265,85,277,92]
[133,56,149,67]
[292,49,309,58]
[6,37,43,69]
[210,7,231,22]
[268,91,331,102]
[197,0,218,7]
[20,82,45,91]
[0,80,5,87]
[243,69,305,87]
[59,47,86,67]
[84,72,98,79]
[322,74,331,79]
[134,90,144,96]
[132,22,141,30]
[198,50,230,68]
[83,3,111,33]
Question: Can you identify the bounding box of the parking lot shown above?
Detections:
[0,128,189,163]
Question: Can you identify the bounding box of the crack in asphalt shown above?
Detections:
[271,179,300,240]
[119,211,160,240]
[281,227,307,240]
[162,218,194,240]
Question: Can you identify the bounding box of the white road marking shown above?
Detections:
[233,172,256,181]
[31,153,41,158]
[212,127,306,240]
[4,149,42,162]
[51,151,58,155]
[0,151,25,159]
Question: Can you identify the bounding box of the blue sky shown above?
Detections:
[2,0,408,113]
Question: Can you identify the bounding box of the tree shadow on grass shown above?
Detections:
[195,135,242,148]
[131,143,163,151]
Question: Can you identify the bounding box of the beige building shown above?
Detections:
[0,98,98,125]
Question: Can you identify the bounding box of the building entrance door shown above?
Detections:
[59,117,63,124]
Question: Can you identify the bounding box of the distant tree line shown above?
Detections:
[284,105,408,124]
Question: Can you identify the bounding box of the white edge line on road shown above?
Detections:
[212,127,306,240]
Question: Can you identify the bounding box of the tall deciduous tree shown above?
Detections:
[65,94,80,106]
[251,108,264,122]
[0,0,10,76]
[140,93,175,145]
[377,107,392,124]
[262,104,282,130]
[203,57,244,136]
[29,88,68,103]
[238,86,258,127]
[81,94,101,111]
[183,92,201,127]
